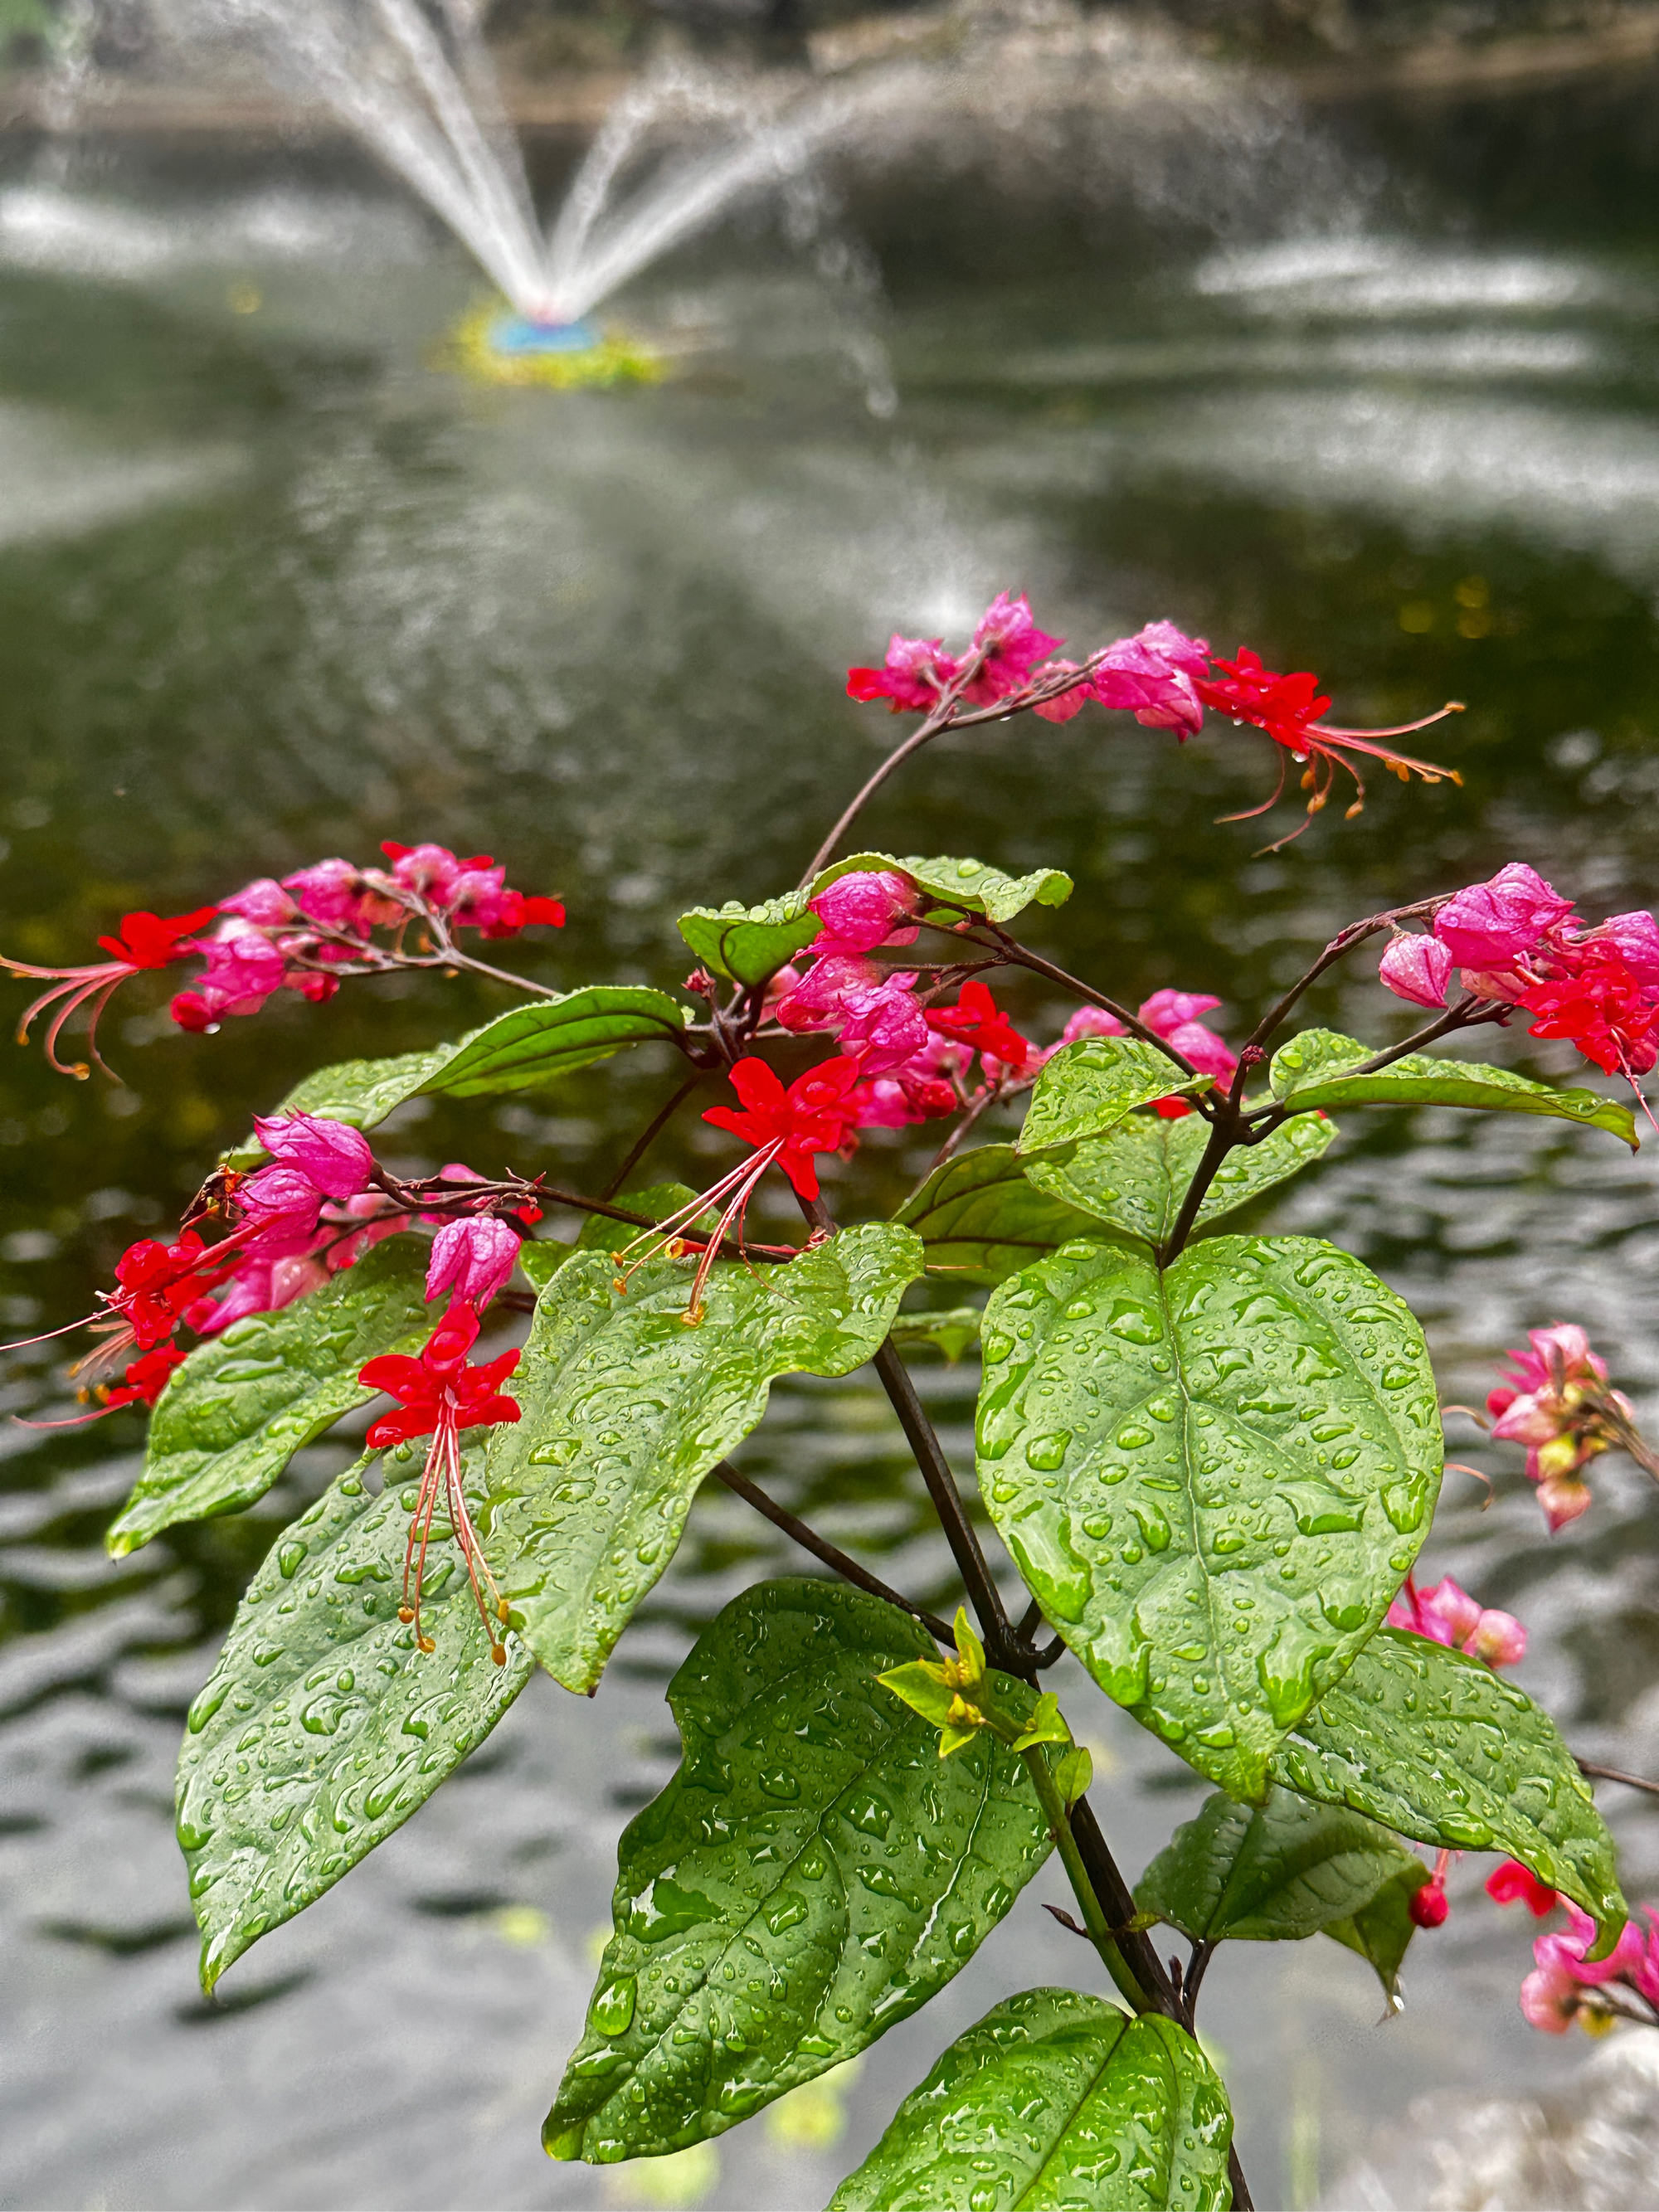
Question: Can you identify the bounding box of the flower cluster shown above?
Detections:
[1486,1323,1642,1532]
[1379,863,1659,1086]
[1,842,565,1075]
[1386,1572,1528,1670]
[1487,1868,1659,2035]
[845,594,1460,840]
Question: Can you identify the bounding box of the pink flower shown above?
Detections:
[1041,621,1211,736]
[1410,1879,1451,1929]
[838,980,932,1078]
[958,593,1063,707]
[1386,1573,1527,1668]
[809,870,921,955]
[845,634,962,713]
[1487,1323,1636,1532]
[251,1111,375,1202]
[1518,1902,1659,2031]
[849,1070,960,1127]
[379,842,469,907]
[1061,1004,1127,1045]
[236,1164,329,1248]
[1433,863,1577,971]
[1379,931,1455,1009]
[218,878,299,928]
[774,955,883,1033]
[1053,991,1236,1116]
[1592,911,1659,984]
[1487,1860,1559,1917]
[425,1216,522,1310]
[281,858,396,938]
[170,920,289,1032]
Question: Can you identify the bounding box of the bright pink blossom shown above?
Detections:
[425,1216,522,1310]
[282,858,393,937]
[809,870,921,955]
[1379,931,1455,1009]
[251,1111,375,1202]
[1387,1573,1527,1668]
[218,878,299,928]
[170,919,289,1031]
[1519,1901,1659,2033]
[958,592,1063,707]
[1035,621,1211,733]
[774,954,883,1033]
[1487,1323,1637,1532]
[845,634,961,713]
[1433,864,1576,972]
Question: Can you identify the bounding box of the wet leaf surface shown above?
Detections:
[827,1987,1232,2211]
[1019,1038,1210,1155]
[810,850,1073,925]
[676,895,821,985]
[1269,1028,1637,1148]
[1135,1784,1418,1943]
[896,1145,1105,1285]
[976,1234,1443,1800]
[544,1582,1051,2162]
[1024,1110,1335,1246]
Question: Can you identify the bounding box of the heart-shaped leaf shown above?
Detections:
[976,1234,1443,1801]
[896,1145,1105,1284]
[1025,1110,1335,1246]
[178,1449,533,1992]
[543,1582,1051,2162]
[107,1237,431,1556]
[1269,1028,1637,1148]
[810,851,1073,926]
[1135,1785,1418,1944]
[485,1224,922,1692]
[1018,1038,1211,1156]
[827,1989,1232,2212]
[676,896,821,985]
[1272,1626,1627,1955]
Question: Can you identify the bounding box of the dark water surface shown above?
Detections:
[2,51,1659,2211]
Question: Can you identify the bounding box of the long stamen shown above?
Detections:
[681,1142,782,1324]
[399,1428,449,1653]
[443,1424,509,1665]
[40,972,126,1079]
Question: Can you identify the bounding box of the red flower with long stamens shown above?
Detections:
[1195,648,1462,847]
[702,1055,865,1202]
[359,1303,521,1662]
[924,980,1033,1071]
[1,906,216,1077]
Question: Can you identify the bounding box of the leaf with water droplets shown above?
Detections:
[486,1223,922,1692]
[828,1986,1232,2212]
[177,1448,533,1993]
[1268,1028,1637,1149]
[1019,1038,1212,1156]
[1272,1626,1627,1955]
[543,1582,1052,2163]
[677,895,822,986]
[1322,1860,1432,2009]
[810,850,1073,926]
[223,985,688,1162]
[896,1145,1106,1285]
[976,1234,1443,1801]
[1025,1110,1335,1246]
[106,1237,432,1557]
[888,1305,984,1362]
[1136,1785,1419,1945]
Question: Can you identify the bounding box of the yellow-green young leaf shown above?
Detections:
[106,1237,432,1557]
[224,985,688,1161]
[485,1223,922,1693]
[827,1990,1232,2212]
[516,1185,701,1291]
[676,895,821,985]
[177,1450,533,1993]
[1269,1028,1638,1149]
[543,1582,1052,2163]
[1135,1786,1418,1945]
[1054,1747,1092,1806]
[1025,1110,1335,1247]
[896,1145,1105,1285]
[887,1305,984,1362]
[1323,1860,1431,2010]
[975,1235,1443,1802]
[1272,1627,1627,1956]
[810,851,1073,926]
[1019,1037,1212,1155]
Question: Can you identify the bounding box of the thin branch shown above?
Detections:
[601,1072,706,1200]
[1156,1111,1239,1268]
[713,1461,954,1643]
[1242,996,1502,1129]
[976,929,1203,1082]
[1577,1757,1659,1801]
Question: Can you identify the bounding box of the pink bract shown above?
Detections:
[251,1111,375,1202]
[1432,863,1576,971]
[426,1215,522,1310]
[1379,931,1454,1009]
[809,870,921,955]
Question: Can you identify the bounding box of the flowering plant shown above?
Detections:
[8,597,1659,2208]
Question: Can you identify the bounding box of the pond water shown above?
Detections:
[2,38,1659,2212]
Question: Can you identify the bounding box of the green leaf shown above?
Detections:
[827,1989,1232,2212]
[975,1234,1443,1801]
[1135,1785,1418,1945]
[516,1186,701,1290]
[543,1582,1052,2162]
[676,895,821,986]
[1025,1111,1335,1247]
[1272,1626,1627,1955]
[177,1451,533,1993]
[895,1145,1105,1284]
[1323,1861,1431,2009]
[1018,1038,1210,1156]
[106,1237,433,1557]
[1269,1028,1637,1149]
[226,985,688,1159]
[485,1223,923,1692]
[888,1305,984,1362]
[810,851,1073,926]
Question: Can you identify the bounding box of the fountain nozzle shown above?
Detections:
[443,300,664,391]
